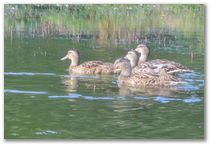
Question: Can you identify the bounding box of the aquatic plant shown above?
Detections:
[4,4,204,42]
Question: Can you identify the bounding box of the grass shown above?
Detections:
[4,4,205,41]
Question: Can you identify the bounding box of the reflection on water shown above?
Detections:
[118,85,179,97]
[4,72,56,76]
[48,93,202,104]
[48,93,81,99]
[176,72,204,91]
[61,76,78,93]
[34,130,60,135]
[4,89,48,95]
[4,35,204,139]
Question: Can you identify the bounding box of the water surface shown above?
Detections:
[4,33,204,139]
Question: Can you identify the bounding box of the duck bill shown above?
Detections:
[60,55,68,61]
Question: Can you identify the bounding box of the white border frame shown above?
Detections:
[1,0,208,144]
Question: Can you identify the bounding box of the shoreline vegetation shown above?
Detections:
[4,4,204,41]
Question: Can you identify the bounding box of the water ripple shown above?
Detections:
[48,93,81,99]
[82,96,114,100]
[154,95,202,104]
[154,96,182,103]
[48,94,202,104]
[4,89,48,95]
[4,72,56,76]
[182,96,202,103]
[177,85,201,91]
[48,94,114,100]
[34,130,60,135]
[61,74,99,79]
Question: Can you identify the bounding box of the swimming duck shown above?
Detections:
[61,49,114,75]
[124,50,160,75]
[134,44,191,74]
[114,58,181,88]
[124,50,140,68]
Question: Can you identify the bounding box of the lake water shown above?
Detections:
[4,32,204,139]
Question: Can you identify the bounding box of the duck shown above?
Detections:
[124,49,161,75]
[134,44,191,74]
[113,50,140,75]
[124,50,140,68]
[114,57,182,88]
[115,49,162,76]
[61,49,114,75]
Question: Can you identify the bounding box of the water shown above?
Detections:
[4,33,204,139]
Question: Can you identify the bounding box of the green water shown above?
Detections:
[4,33,204,139]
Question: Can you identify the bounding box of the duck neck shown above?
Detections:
[128,57,137,68]
[139,54,148,62]
[70,55,80,67]
[136,45,149,62]
[120,64,132,77]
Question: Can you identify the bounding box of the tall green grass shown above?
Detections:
[4,4,205,41]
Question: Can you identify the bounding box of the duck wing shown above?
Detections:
[130,73,180,88]
[132,66,159,76]
[80,61,104,68]
[138,59,191,74]
[150,59,188,69]
[73,61,114,75]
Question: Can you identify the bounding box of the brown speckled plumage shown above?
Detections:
[131,44,191,74]
[114,58,181,88]
[61,49,114,75]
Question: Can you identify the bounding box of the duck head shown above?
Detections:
[135,44,150,62]
[61,49,80,67]
[114,58,132,77]
[125,50,140,68]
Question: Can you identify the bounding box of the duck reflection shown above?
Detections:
[61,75,79,93]
[61,73,117,95]
[118,84,179,98]
[61,73,181,98]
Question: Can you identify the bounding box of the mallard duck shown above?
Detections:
[114,58,181,88]
[134,44,191,74]
[124,50,160,75]
[61,49,114,75]
[124,50,140,68]
[115,50,159,75]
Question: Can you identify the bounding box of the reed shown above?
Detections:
[4,4,204,41]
